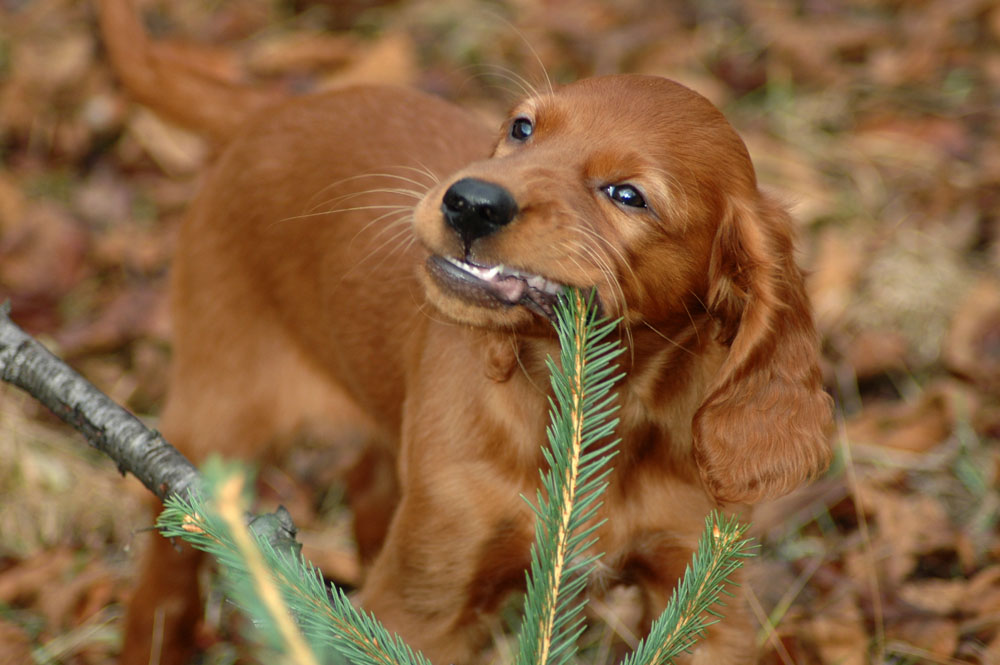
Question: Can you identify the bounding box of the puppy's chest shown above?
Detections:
[463,348,711,605]
[484,340,702,489]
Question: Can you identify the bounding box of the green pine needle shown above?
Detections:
[621,513,757,665]
[514,289,625,665]
[159,460,433,665]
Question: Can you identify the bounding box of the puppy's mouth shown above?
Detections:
[426,255,566,321]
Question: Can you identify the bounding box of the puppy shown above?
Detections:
[100,3,832,664]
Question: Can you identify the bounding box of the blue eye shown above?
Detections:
[603,184,646,208]
[510,117,534,141]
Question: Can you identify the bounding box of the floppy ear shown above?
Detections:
[692,194,833,504]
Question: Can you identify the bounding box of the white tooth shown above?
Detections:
[482,266,499,279]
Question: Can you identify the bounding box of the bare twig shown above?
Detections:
[0,300,198,502]
[1,301,302,556]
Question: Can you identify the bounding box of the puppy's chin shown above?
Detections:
[417,267,551,332]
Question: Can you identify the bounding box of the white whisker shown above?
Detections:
[641,320,697,357]
[567,239,634,359]
[470,65,541,100]
[302,169,436,216]
[469,9,552,97]
[572,224,639,289]
[348,208,414,246]
[339,212,416,281]
[276,203,415,228]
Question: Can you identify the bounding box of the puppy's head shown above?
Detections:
[414,74,754,332]
[414,74,832,503]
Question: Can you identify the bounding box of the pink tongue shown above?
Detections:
[490,274,528,302]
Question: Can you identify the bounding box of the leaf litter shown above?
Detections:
[1,0,999,663]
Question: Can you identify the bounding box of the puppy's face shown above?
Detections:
[413,74,758,333]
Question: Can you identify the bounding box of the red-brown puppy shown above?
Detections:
[101,4,832,664]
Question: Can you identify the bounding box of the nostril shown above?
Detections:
[443,188,468,214]
[441,178,518,245]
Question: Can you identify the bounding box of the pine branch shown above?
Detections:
[217,472,320,665]
[515,289,624,665]
[160,460,433,665]
[621,513,756,665]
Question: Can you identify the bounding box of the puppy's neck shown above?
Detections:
[618,314,723,410]
[480,313,720,392]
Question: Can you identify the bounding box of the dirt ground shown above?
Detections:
[1,1,999,663]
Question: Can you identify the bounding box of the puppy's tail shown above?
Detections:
[97,0,286,144]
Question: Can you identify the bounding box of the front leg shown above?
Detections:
[359,477,533,664]
[359,322,550,662]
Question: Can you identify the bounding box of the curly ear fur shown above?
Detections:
[693,194,833,504]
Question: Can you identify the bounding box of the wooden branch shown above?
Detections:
[0,300,198,502]
[1,301,303,556]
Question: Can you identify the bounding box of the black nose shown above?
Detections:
[441,178,518,247]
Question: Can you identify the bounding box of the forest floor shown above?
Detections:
[1,1,999,663]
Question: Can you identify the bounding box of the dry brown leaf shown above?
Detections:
[981,630,1000,665]
[126,108,208,176]
[0,550,117,633]
[72,169,134,230]
[809,227,868,336]
[854,483,956,585]
[843,329,910,380]
[746,3,887,86]
[320,31,419,90]
[11,28,95,95]
[961,565,1000,617]
[846,387,954,453]
[247,32,356,76]
[854,115,971,164]
[806,592,868,665]
[55,285,167,356]
[90,220,174,274]
[0,172,26,234]
[944,277,1000,394]
[886,618,960,662]
[298,532,361,588]
[0,548,74,609]
[39,560,116,631]
[897,578,966,615]
[0,202,89,303]
[0,620,34,665]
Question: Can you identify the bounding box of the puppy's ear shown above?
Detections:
[693,195,832,504]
